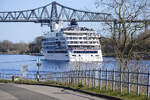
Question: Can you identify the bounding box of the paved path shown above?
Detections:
[0,83,109,100]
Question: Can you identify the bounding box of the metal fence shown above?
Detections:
[0,69,150,98]
[0,73,36,80]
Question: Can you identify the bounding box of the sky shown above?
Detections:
[0,0,103,43]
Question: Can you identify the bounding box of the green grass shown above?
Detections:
[0,80,12,83]
[0,79,148,100]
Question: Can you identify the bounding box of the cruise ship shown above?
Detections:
[42,19,103,62]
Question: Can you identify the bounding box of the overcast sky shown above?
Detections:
[0,0,104,43]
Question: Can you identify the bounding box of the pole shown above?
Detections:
[36,58,41,82]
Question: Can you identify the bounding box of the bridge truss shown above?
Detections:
[0,1,112,23]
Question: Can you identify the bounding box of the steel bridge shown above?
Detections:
[0,1,150,31]
[0,1,112,23]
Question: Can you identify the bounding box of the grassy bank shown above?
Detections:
[0,79,148,100]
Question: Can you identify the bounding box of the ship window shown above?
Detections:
[94,51,97,53]
[79,37,82,39]
[47,51,54,53]
[69,37,72,39]
[42,39,46,41]
[73,37,77,39]
[83,37,86,39]
[47,51,67,53]
[72,55,76,56]
[74,51,98,53]
[46,46,56,49]
[55,51,67,53]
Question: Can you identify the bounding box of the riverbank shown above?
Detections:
[103,52,150,60]
[0,52,43,56]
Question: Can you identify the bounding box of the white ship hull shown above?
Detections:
[43,50,103,62]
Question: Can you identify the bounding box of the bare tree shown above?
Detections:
[95,0,150,70]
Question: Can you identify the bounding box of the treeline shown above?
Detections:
[0,40,28,54]
[0,36,43,54]
[28,36,43,53]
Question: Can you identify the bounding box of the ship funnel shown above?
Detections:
[70,19,78,26]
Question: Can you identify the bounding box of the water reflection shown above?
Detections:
[41,60,69,72]
[68,62,102,70]
[41,60,102,72]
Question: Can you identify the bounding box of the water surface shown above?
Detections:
[0,55,149,74]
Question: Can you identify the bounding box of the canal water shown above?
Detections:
[0,55,149,74]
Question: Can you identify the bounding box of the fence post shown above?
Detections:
[70,70,73,84]
[85,70,87,86]
[91,70,93,88]
[88,70,91,88]
[68,71,70,84]
[75,70,77,84]
[120,69,123,93]
[69,71,71,84]
[99,68,102,90]
[66,72,68,85]
[105,69,108,90]
[137,70,140,95]
[147,72,150,99]
[71,71,72,84]
[72,71,73,85]
[61,72,63,83]
[76,70,77,85]
[64,72,66,84]
[94,70,96,88]
[74,70,75,85]
[128,69,131,94]
[92,70,95,88]
[65,72,67,84]
[81,70,83,86]
[77,70,79,85]
[58,72,61,82]
[112,69,115,91]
